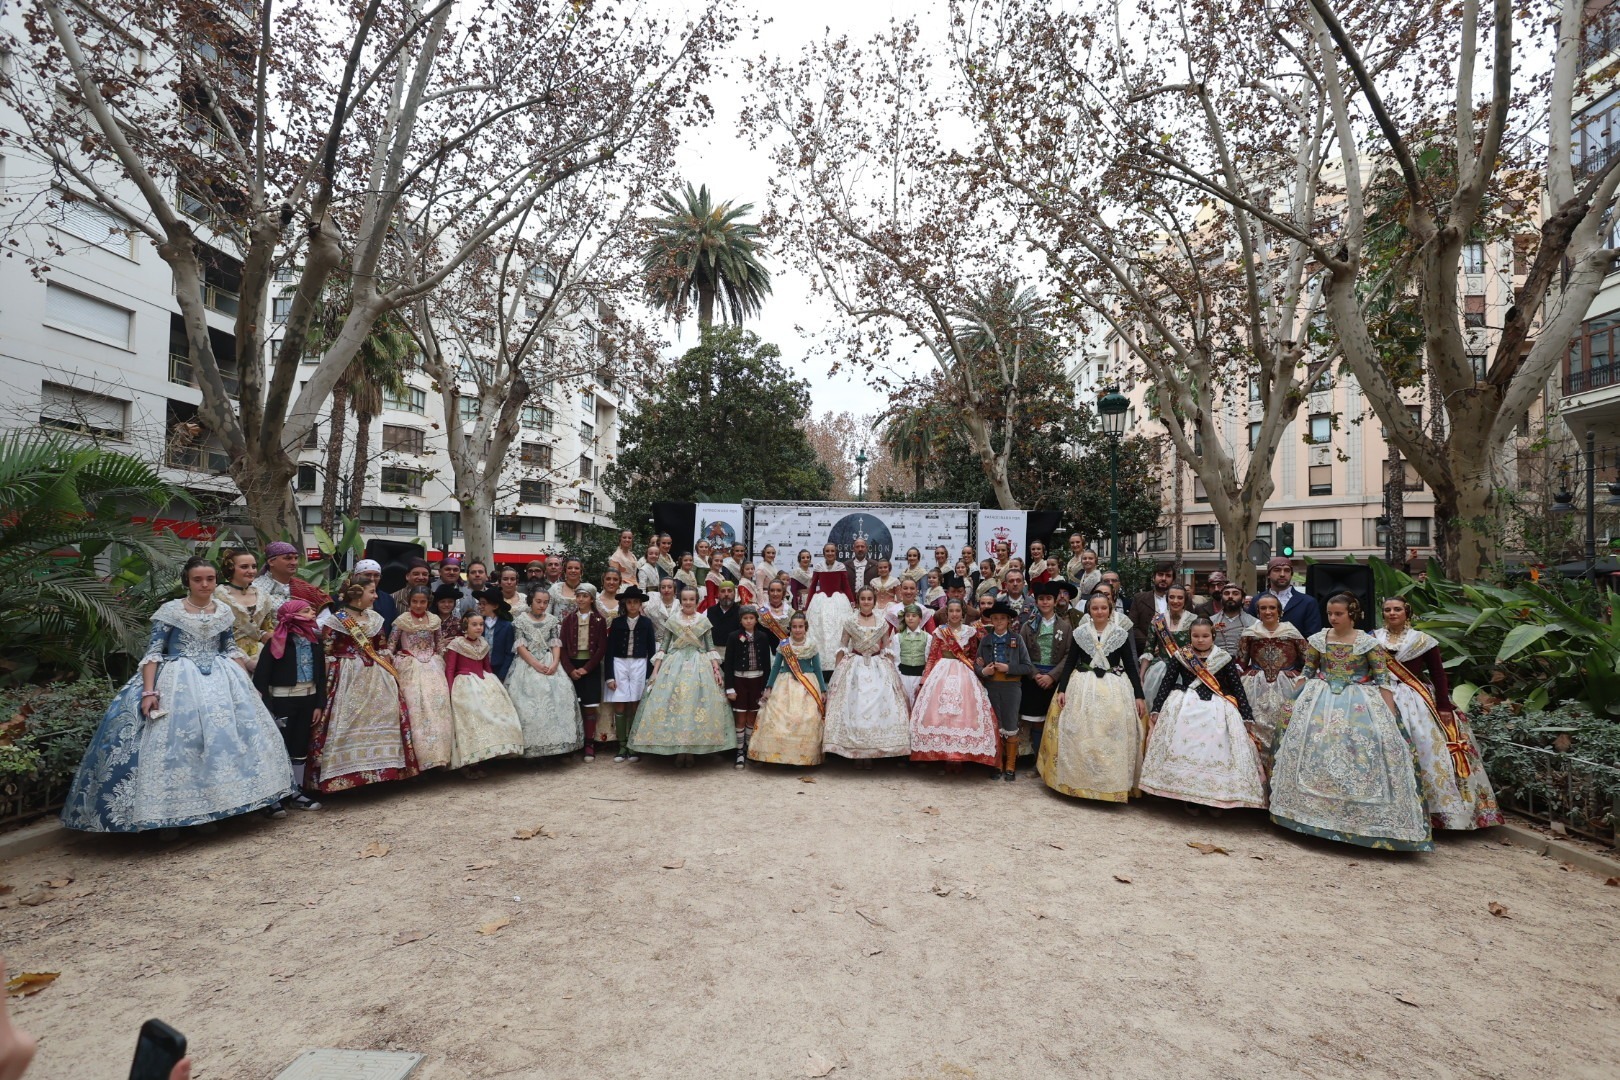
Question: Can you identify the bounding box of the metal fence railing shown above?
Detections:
[1477,736,1620,846]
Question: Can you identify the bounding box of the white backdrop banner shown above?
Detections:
[694,503,746,554]
[749,504,973,564]
[976,509,1028,564]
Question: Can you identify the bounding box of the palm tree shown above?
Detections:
[642,183,773,329]
[301,281,416,531]
[0,434,192,681]
[877,402,946,492]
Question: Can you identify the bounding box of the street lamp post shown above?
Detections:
[855,449,869,501]
[1097,388,1130,571]
[1551,429,1603,578]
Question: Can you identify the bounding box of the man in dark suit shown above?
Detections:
[847,537,877,593]
[706,577,743,644]
[1128,562,1176,653]
[1245,556,1323,638]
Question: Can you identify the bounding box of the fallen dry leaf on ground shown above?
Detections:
[1187,842,1230,856]
[6,972,58,997]
[358,842,389,859]
[1391,991,1421,1008]
[45,877,73,888]
[1559,862,1576,872]
[1488,902,1512,918]
[464,861,494,871]
[863,946,884,957]
[1047,842,1065,850]
[18,891,52,907]
[0,885,12,895]
[921,806,939,815]
[392,931,427,946]
[1027,907,1048,920]
[477,917,511,935]
[1113,875,1133,884]
[931,884,952,897]
[1605,877,1618,887]
[799,776,816,784]
[856,908,891,931]
[512,826,554,840]
[661,858,685,870]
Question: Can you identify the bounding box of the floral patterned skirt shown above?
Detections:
[310,657,419,793]
[1270,681,1431,851]
[908,659,997,765]
[395,653,453,770]
[1038,670,1142,802]
[749,674,824,766]
[1387,685,1502,829]
[1140,689,1266,809]
[824,652,911,759]
[628,648,736,755]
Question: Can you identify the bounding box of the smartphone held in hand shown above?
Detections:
[128,1019,185,1080]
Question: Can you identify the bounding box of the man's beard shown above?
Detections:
[1222,601,1242,614]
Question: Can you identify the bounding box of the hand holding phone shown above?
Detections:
[129,1019,188,1080]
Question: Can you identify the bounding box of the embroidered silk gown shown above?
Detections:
[506,611,585,757]
[1142,647,1267,809]
[445,638,525,767]
[386,611,454,771]
[1271,631,1431,851]
[628,613,737,755]
[806,564,855,668]
[823,617,911,759]
[310,608,419,793]
[908,624,998,766]
[62,601,293,832]
[1374,627,1501,830]
[1236,624,1306,768]
[1039,620,1145,802]
[748,642,828,766]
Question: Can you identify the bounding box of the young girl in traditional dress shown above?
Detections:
[506,588,585,759]
[1271,594,1431,851]
[909,598,998,770]
[1236,595,1305,772]
[386,586,454,771]
[216,549,274,671]
[922,569,946,611]
[755,544,781,595]
[63,557,294,833]
[673,552,701,595]
[1376,597,1501,830]
[806,543,855,669]
[1141,617,1267,812]
[788,549,816,610]
[1040,591,1146,802]
[608,529,639,591]
[311,578,419,793]
[750,613,828,766]
[737,562,758,606]
[868,559,899,607]
[444,612,525,770]
[900,547,927,585]
[1141,584,1196,706]
[895,605,930,705]
[824,586,911,762]
[629,586,736,766]
[432,584,463,640]
[644,577,680,635]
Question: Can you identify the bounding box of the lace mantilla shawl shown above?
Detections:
[316,607,384,637]
[1307,629,1381,655]
[788,566,815,588]
[445,636,491,660]
[1178,646,1234,674]
[1072,620,1131,666]
[1374,627,1438,662]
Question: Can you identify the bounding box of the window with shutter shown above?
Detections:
[44,284,133,347]
[52,191,134,257]
[39,382,128,439]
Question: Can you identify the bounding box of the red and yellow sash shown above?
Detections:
[759,609,791,642]
[780,646,825,714]
[940,628,978,668]
[1385,653,1473,778]
[334,608,397,679]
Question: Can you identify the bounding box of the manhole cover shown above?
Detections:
[273,1049,424,1080]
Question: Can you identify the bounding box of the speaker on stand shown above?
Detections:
[1304,562,1376,631]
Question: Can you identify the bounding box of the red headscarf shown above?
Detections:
[268,598,322,659]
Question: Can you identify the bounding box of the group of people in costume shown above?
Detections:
[62,531,1501,855]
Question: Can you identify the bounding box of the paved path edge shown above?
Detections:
[1486,821,1620,879]
[0,819,64,864]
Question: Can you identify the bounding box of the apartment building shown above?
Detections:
[1553,1,1620,445]
[1075,227,1541,575]
[0,2,619,562]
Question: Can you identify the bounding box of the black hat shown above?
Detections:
[1053,580,1078,599]
[476,584,511,618]
[985,598,1020,620]
[1032,580,1062,598]
[619,584,649,603]
[942,574,967,590]
[432,584,463,604]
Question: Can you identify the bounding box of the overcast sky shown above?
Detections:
[662,0,950,421]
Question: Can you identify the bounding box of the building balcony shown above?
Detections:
[169,352,240,397]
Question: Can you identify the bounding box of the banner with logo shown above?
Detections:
[694,503,746,555]
[977,509,1027,564]
[749,503,973,564]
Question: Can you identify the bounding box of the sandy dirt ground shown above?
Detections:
[4,755,1619,1080]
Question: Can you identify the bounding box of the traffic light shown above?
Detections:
[1277,523,1295,558]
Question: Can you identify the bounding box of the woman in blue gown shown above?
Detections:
[62,556,294,833]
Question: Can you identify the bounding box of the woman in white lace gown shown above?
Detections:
[823,586,911,760]
[506,589,584,757]
[62,557,293,832]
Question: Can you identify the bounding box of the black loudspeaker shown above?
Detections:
[652,501,698,556]
[366,539,426,596]
[1305,562,1376,630]
[1026,511,1062,551]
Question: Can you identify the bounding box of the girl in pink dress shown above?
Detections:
[909,598,999,768]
